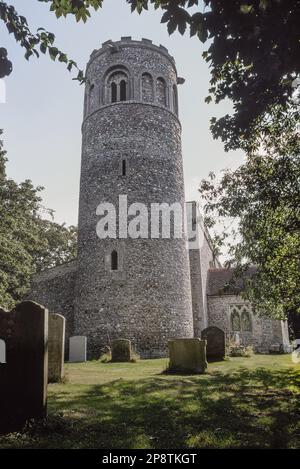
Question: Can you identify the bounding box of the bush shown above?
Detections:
[229,345,254,358]
[130,351,140,363]
[99,345,112,363]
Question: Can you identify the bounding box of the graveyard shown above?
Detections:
[1,1,299,455]
[0,354,300,449]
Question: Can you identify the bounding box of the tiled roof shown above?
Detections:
[207,266,257,296]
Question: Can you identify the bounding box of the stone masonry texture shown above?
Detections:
[27,38,289,360]
[75,38,193,359]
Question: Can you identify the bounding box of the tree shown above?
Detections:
[31,218,77,272]
[200,150,300,318]
[0,1,88,82]
[128,0,300,153]
[0,132,77,309]
[1,1,299,150]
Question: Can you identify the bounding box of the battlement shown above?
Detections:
[88,37,175,68]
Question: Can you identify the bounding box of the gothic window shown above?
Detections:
[231,310,241,331]
[231,311,241,331]
[107,70,129,104]
[111,250,118,271]
[230,304,252,333]
[241,308,252,332]
[141,73,154,102]
[172,84,178,115]
[156,77,167,107]
[0,339,6,364]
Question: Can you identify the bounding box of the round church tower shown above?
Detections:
[75,37,193,358]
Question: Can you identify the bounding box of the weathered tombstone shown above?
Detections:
[0,301,48,433]
[69,336,87,362]
[201,326,226,361]
[168,338,207,374]
[111,339,132,362]
[269,343,283,353]
[0,338,6,363]
[48,313,65,382]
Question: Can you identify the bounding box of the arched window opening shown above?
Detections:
[111,250,118,271]
[107,70,129,104]
[231,311,241,332]
[88,83,95,112]
[156,77,167,107]
[0,339,6,364]
[120,80,127,101]
[241,309,252,332]
[121,159,127,176]
[111,82,117,103]
[141,73,154,102]
[173,84,178,115]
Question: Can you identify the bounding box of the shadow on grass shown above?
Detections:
[1,366,300,449]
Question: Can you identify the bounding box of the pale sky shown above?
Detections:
[0,0,244,226]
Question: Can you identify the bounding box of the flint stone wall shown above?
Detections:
[28,260,77,357]
[207,295,289,353]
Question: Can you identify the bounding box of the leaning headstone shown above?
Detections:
[69,336,87,362]
[48,313,66,382]
[201,326,226,360]
[111,339,132,362]
[168,338,207,374]
[0,301,48,434]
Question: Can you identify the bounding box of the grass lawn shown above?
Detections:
[1,354,300,449]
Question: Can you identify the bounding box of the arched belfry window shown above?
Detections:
[107,69,129,104]
[156,77,167,107]
[111,82,117,103]
[141,73,154,102]
[111,250,118,271]
[120,80,127,101]
[0,339,6,364]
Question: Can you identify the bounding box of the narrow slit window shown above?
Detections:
[111,250,118,271]
[111,82,117,103]
[122,159,126,176]
[120,80,127,101]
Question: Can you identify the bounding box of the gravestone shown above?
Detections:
[201,326,226,360]
[48,313,65,382]
[269,343,283,353]
[69,336,87,362]
[0,338,5,363]
[168,338,207,374]
[111,339,132,362]
[0,301,48,433]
